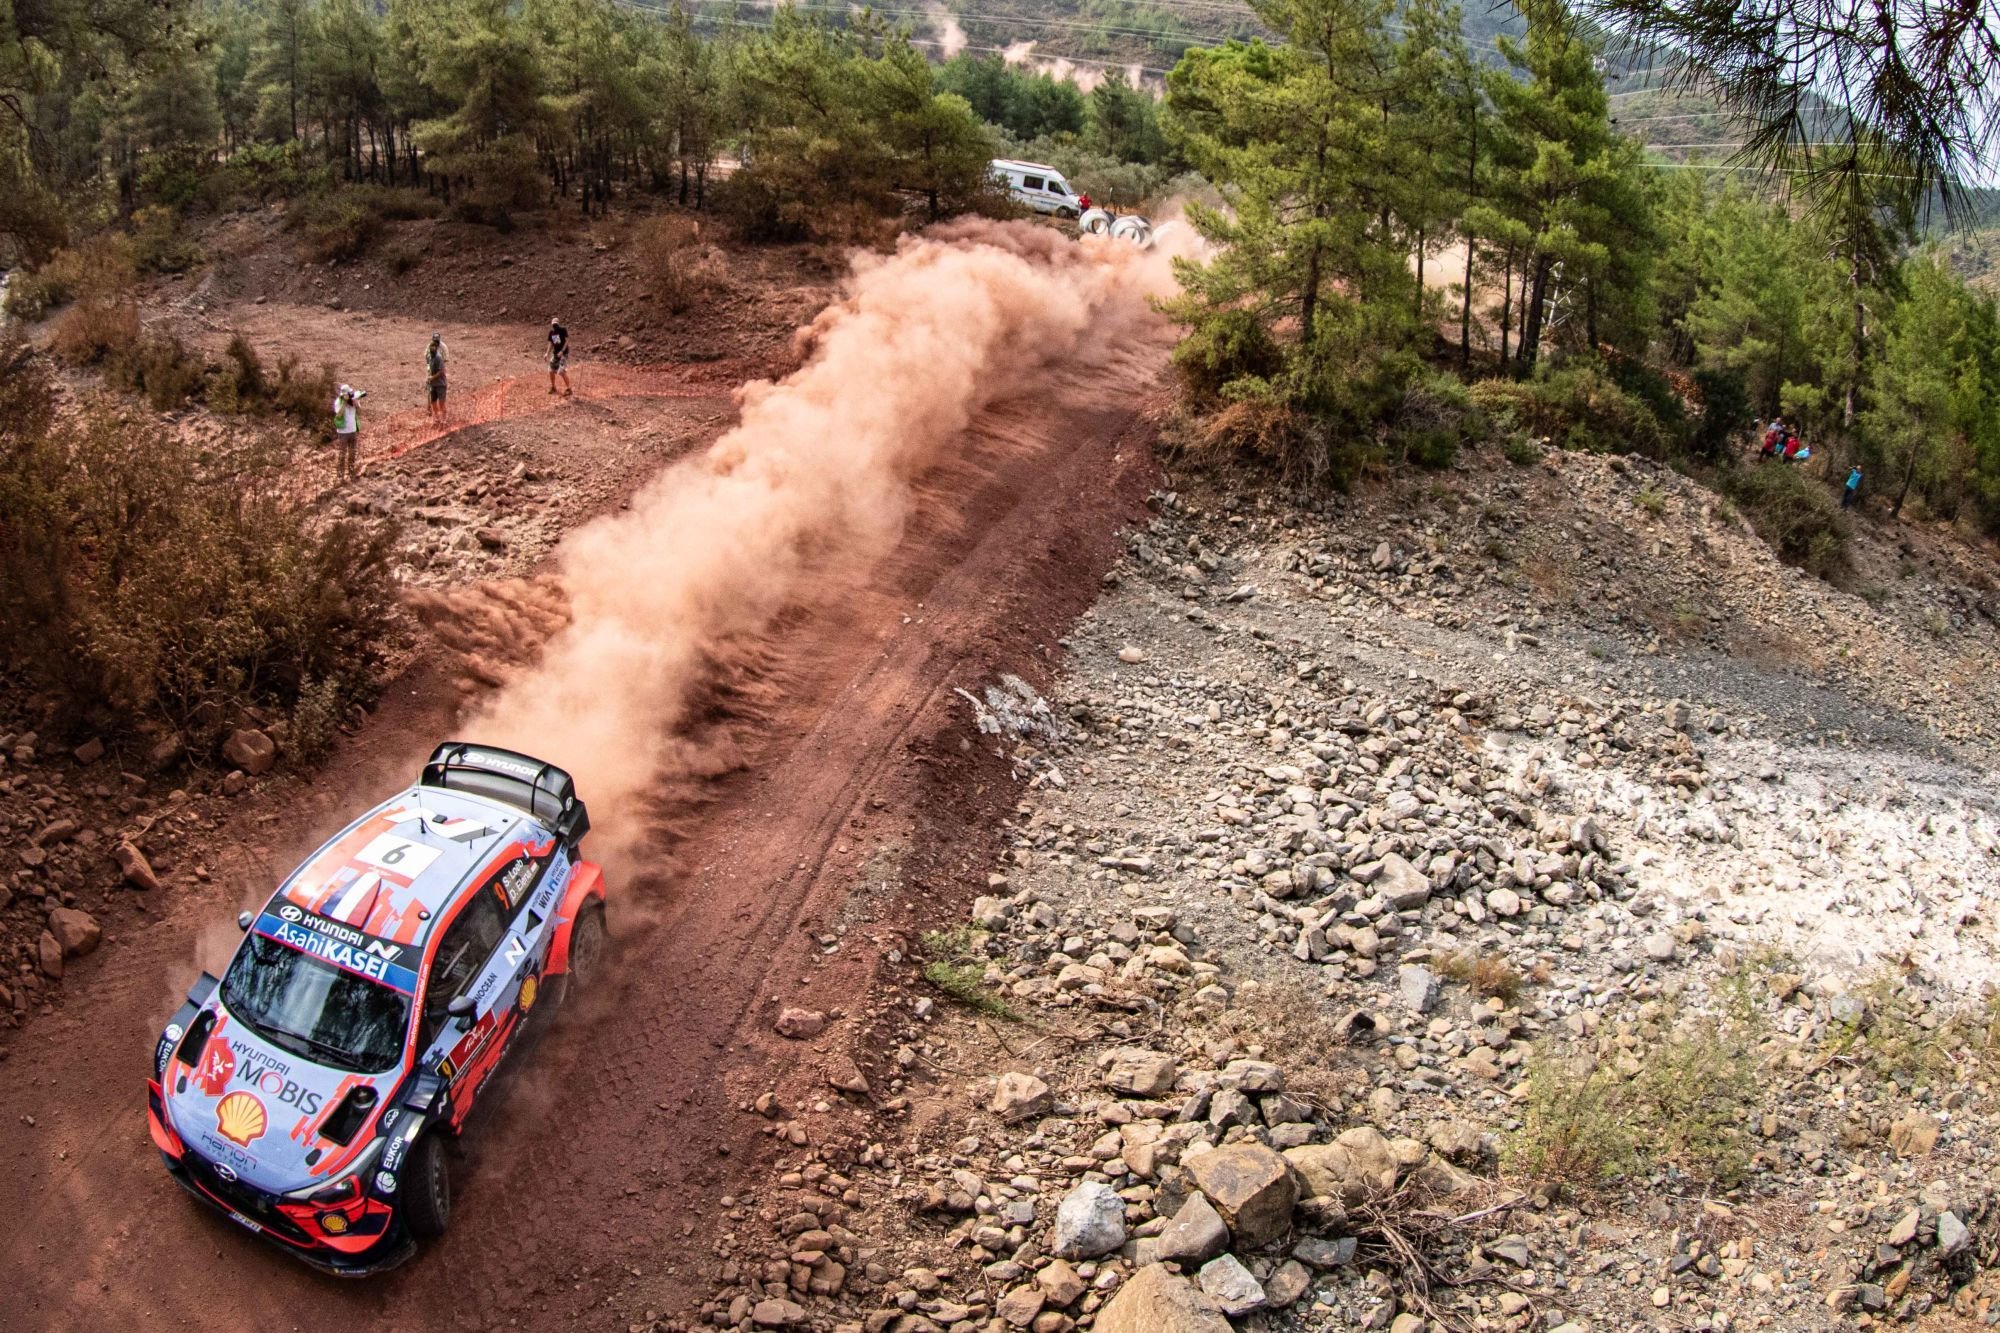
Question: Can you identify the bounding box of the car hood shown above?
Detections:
[163,1004,387,1196]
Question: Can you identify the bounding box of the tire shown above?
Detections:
[1057,207,1079,221]
[563,904,607,1003]
[402,1134,451,1240]
[1078,208,1113,236]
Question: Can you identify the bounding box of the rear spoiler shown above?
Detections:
[420,742,590,846]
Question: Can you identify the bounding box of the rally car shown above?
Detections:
[147,742,607,1274]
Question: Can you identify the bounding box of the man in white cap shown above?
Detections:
[332,382,364,480]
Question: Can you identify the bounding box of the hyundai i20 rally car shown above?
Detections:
[147,742,607,1274]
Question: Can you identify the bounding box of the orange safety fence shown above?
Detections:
[286,360,743,505]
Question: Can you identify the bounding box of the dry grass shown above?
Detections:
[1438,950,1524,1002]
[1181,978,1366,1110]
[635,214,732,314]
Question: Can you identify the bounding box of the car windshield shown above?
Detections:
[221,934,410,1073]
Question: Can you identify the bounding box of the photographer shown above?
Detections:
[332,383,366,481]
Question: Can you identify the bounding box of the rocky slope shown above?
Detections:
[689,443,2000,1332]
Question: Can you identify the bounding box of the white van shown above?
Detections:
[990,159,1081,218]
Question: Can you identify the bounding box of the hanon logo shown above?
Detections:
[215,1091,269,1147]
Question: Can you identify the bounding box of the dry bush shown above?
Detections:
[50,300,142,366]
[3,233,139,320]
[0,359,398,750]
[1181,977,1363,1110]
[634,214,731,313]
[1438,949,1523,1002]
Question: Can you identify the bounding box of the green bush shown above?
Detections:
[131,206,205,275]
[290,192,383,262]
[1471,358,1674,457]
[1724,463,1851,579]
[1391,370,1483,469]
[0,359,399,747]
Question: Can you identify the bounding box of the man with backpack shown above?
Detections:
[425,333,448,425]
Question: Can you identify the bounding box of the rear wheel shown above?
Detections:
[402,1134,451,1240]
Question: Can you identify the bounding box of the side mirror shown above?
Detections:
[237,911,253,931]
[446,994,476,1020]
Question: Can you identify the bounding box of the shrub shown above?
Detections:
[131,206,204,275]
[1501,432,1541,466]
[1724,463,1851,579]
[1471,358,1674,457]
[1439,949,1523,1002]
[634,214,730,314]
[290,192,383,262]
[1391,370,1483,469]
[1690,367,1751,458]
[4,233,139,320]
[919,926,1019,1020]
[1508,1033,1754,1196]
[383,238,425,277]
[0,360,399,748]
[50,300,142,365]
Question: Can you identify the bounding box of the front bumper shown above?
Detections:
[150,1081,414,1277]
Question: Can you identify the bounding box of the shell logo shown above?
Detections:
[518,975,538,1012]
[215,1091,269,1146]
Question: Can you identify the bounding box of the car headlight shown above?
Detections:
[284,1137,385,1204]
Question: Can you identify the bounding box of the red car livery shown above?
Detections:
[147,743,608,1274]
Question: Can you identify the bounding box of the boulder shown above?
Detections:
[37,931,63,979]
[47,907,101,958]
[1092,1264,1231,1333]
[990,1072,1053,1123]
[996,1286,1045,1327]
[1284,1127,1400,1206]
[1889,1111,1940,1157]
[1264,1259,1311,1308]
[1102,1047,1177,1097]
[115,842,160,892]
[1375,853,1431,910]
[1182,1142,1298,1247]
[1397,963,1438,1015]
[1035,1259,1085,1307]
[1197,1254,1267,1316]
[774,1007,826,1039]
[1155,1192,1230,1265]
[749,1298,807,1328]
[1050,1181,1126,1259]
[221,728,276,776]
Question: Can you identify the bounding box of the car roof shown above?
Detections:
[992,158,1065,177]
[267,784,549,953]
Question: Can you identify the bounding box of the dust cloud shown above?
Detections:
[459,221,1192,868]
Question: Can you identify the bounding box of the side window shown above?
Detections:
[1023,175,1044,191]
[1047,180,1069,197]
[422,892,505,1039]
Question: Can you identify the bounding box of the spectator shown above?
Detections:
[331,384,364,481]
[548,317,571,397]
[1844,465,1863,508]
[425,333,448,425]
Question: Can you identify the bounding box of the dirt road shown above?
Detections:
[0,234,1169,1331]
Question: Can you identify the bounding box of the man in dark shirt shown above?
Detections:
[548,317,572,397]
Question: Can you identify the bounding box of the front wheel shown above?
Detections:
[402,1134,451,1240]
[1057,206,1079,221]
